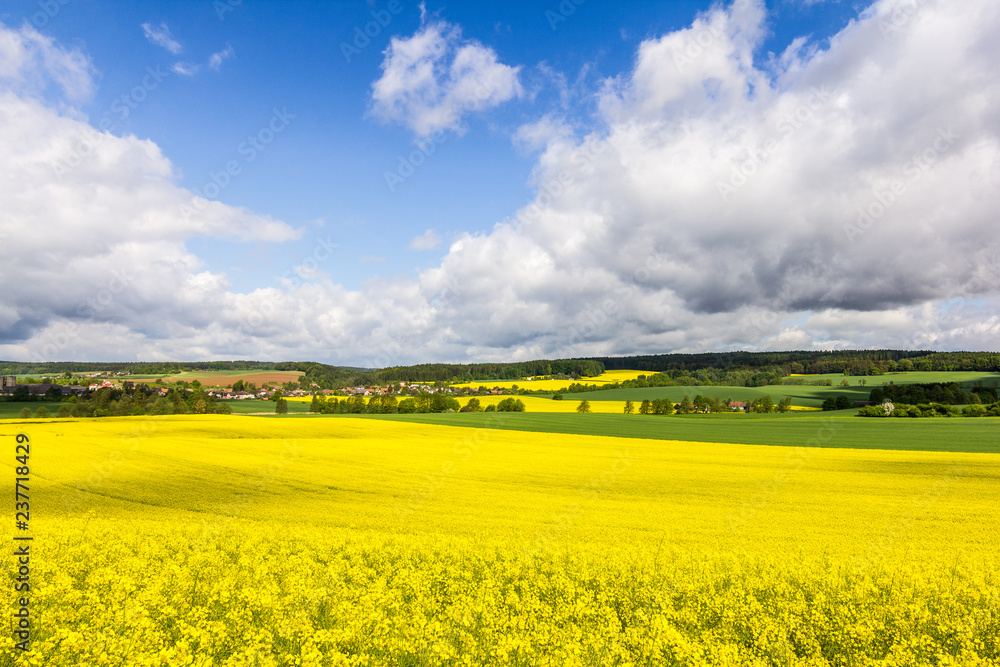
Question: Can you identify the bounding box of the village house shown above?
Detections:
[88,379,121,391]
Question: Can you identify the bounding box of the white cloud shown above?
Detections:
[394,0,1000,360]
[171,62,201,76]
[141,22,182,55]
[370,18,523,137]
[513,115,573,152]
[3,1,1000,365]
[408,229,442,251]
[0,22,303,362]
[0,23,94,101]
[208,45,234,71]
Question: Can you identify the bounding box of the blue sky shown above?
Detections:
[1,0,998,364]
[6,0,860,291]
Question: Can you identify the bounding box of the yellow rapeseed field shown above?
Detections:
[2,415,998,665]
[448,369,650,390]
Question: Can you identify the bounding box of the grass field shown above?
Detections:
[226,398,313,414]
[788,371,1000,386]
[553,371,1000,408]
[338,411,1000,454]
[573,384,870,408]
[289,393,824,414]
[3,414,997,665]
[0,401,63,418]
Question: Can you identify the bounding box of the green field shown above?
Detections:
[790,371,1000,385]
[224,398,313,414]
[0,401,64,418]
[560,384,868,407]
[550,371,1000,407]
[0,399,313,418]
[319,411,1000,454]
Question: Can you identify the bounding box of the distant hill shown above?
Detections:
[2,350,997,390]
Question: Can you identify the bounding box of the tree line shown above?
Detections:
[614,395,792,414]
[868,382,998,406]
[308,394,526,414]
[590,350,1000,375]
[12,384,231,418]
[4,349,997,391]
[371,360,605,384]
[857,401,1000,418]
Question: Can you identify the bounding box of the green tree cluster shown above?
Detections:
[857,401,1000,418]
[821,395,854,411]
[496,398,526,412]
[309,392,469,415]
[869,382,997,406]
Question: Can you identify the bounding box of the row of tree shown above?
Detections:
[821,395,856,411]
[0,360,282,377]
[372,360,605,384]
[857,401,1000,418]
[592,350,1000,375]
[615,395,792,414]
[868,382,998,406]
[5,349,998,389]
[306,394,527,415]
[14,386,232,418]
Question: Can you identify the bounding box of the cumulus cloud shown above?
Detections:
[141,22,182,55]
[408,229,442,251]
[370,18,523,136]
[0,23,94,101]
[0,23,302,362]
[398,0,1000,360]
[3,0,1000,366]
